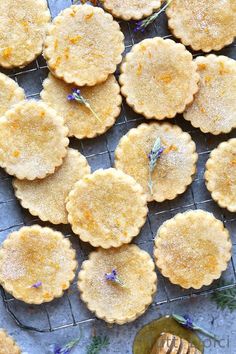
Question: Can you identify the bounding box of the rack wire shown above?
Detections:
[0,0,236,333]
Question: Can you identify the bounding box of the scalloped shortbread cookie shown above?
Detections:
[167,0,236,52]
[103,0,161,20]
[115,123,197,202]
[205,139,236,213]
[154,210,232,289]
[78,245,157,324]
[0,100,69,180]
[0,73,25,116]
[44,5,124,86]
[66,168,148,248]
[41,73,122,139]
[0,330,21,354]
[184,55,236,135]
[0,225,77,304]
[119,38,199,120]
[0,0,50,68]
[13,149,91,224]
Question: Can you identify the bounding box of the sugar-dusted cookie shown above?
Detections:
[44,5,124,86]
[66,168,148,248]
[0,100,69,180]
[115,123,197,202]
[0,225,77,304]
[120,38,199,120]
[103,0,161,20]
[167,0,236,52]
[78,244,157,324]
[13,149,90,224]
[0,0,50,68]
[0,73,24,116]
[184,55,236,135]
[205,139,236,213]
[0,330,21,354]
[41,73,122,139]
[154,210,232,289]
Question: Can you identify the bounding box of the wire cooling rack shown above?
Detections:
[0,0,236,333]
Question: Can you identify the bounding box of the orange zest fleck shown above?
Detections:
[69,35,82,45]
[164,145,178,154]
[198,63,207,71]
[2,47,12,59]
[159,73,172,84]
[85,13,94,20]
[219,62,230,75]
[136,63,142,76]
[54,39,58,50]
[204,75,212,84]
[13,150,20,158]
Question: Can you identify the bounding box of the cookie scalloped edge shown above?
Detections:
[43,5,125,86]
[0,225,78,305]
[119,38,200,120]
[115,122,198,202]
[40,74,122,139]
[205,138,236,212]
[66,168,148,248]
[103,0,162,21]
[77,244,157,324]
[166,5,235,53]
[154,210,232,289]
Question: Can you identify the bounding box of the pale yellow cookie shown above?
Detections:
[78,244,157,324]
[167,0,236,52]
[103,0,161,20]
[0,73,24,116]
[13,149,90,224]
[0,0,50,68]
[120,38,199,120]
[0,330,21,354]
[154,210,232,289]
[0,100,69,180]
[66,168,148,248]
[205,139,236,213]
[0,225,77,304]
[44,5,124,86]
[151,333,202,354]
[184,55,236,135]
[115,123,197,202]
[41,73,122,139]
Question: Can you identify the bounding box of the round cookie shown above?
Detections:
[154,210,232,289]
[0,330,21,354]
[119,37,199,120]
[41,73,122,139]
[44,5,124,86]
[66,168,148,248]
[0,73,24,117]
[103,0,161,20]
[0,100,69,180]
[0,0,50,68]
[205,139,236,213]
[0,225,77,304]
[78,245,157,324]
[184,55,236,135]
[13,149,91,224]
[166,0,236,52]
[115,123,197,202]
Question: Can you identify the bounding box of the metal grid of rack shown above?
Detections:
[0,0,236,333]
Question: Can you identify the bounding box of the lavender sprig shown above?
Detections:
[148,137,164,194]
[172,314,219,341]
[53,337,81,354]
[67,88,101,123]
[105,269,124,287]
[134,0,172,32]
[31,281,42,289]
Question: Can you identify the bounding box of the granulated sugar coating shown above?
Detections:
[184,55,236,135]
[167,0,236,52]
[66,168,148,248]
[0,330,21,354]
[0,225,77,304]
[78,244,157,324]
[115,122,197,202]
[0,73,24,117]
[154,210,232,289]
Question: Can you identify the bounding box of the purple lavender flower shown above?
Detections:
[134,21,145,33]
[183,314,194,330]
[53,337,81,354]
[31,281,42,289]
[105,269,124,287]
[148,137,164,194]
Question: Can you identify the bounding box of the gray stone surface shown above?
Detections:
[0,0,235,353]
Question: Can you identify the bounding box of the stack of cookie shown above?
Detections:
[0,0,235,332]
